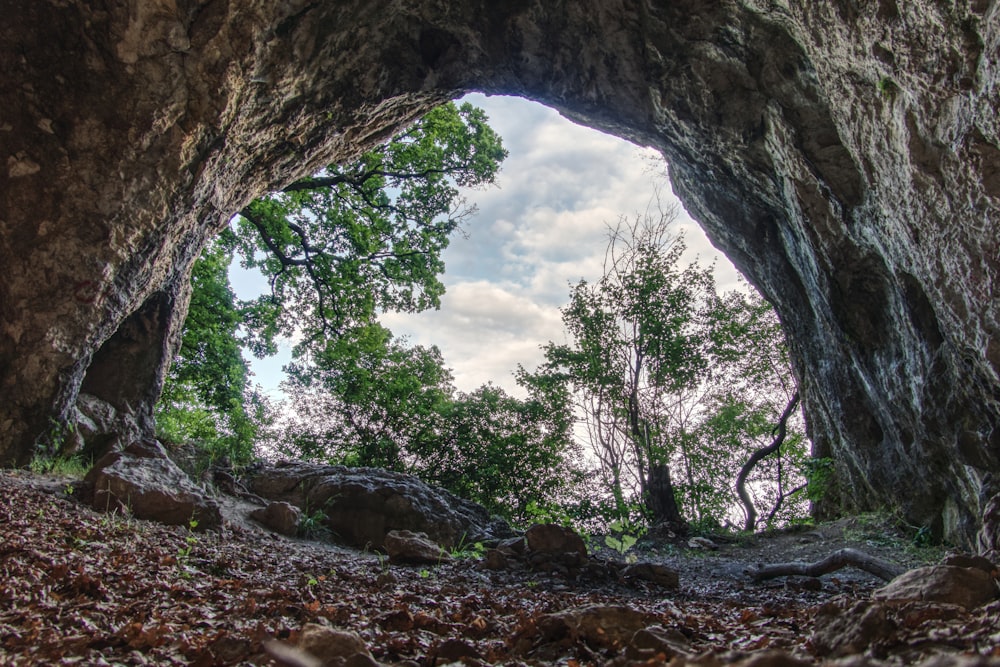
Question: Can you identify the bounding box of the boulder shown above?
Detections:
[537,605,652,650]
[873,565,999,610]
[525,523,587,557]
[82,440,221,530]
[383,530,451,565]
[810,600,896,658]
[296,623,375,667]
[625,626,691,661]
[621,562,680,589]
[249,501,302,537]
[246,461,510,549]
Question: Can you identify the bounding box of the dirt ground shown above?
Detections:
[1,469,996,666]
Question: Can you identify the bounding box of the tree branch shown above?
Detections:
[736,392,800,531]
[749,548,905,582]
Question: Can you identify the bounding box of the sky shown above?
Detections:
[231,93,744,399]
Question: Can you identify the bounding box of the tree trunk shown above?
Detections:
[646,463,686,532]
[736,393,801,532]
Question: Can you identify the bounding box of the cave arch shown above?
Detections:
[1,0,997,549]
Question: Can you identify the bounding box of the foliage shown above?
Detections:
[802,457,835,503]
[297,510,331,541]
[416,380,583,524]
[175,519,199,579]
[158,102,505,469]
[604,518,646,560]
[156,239,272,468]
[229,101,507,356]
[28,453,89,478]
[276,324,583,525]
[279,322,454,469]
[531,201,808,530]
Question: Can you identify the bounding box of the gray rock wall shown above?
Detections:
[1,0,996,546]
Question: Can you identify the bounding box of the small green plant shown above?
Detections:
[297,509,330,540]
[604,519,645,562]
[419,568,431,579]
[29,452,88,477]
[911,524,933,548]
[876,76,898,99]
[450,533,486,559]
[176,518,199,577]
[523,500,577,529]
[374,552,389,573]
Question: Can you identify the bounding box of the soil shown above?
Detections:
[1,469,997,666]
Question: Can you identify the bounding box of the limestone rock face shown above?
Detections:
[1,2,998,547]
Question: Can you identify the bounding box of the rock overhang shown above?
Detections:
[1,0,997,549]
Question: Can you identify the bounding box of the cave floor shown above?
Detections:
[1,470,997,665]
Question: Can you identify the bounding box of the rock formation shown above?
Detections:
[245,462,510,549]
[1,2,997,547]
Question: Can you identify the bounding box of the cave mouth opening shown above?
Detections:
[222,94,758,403]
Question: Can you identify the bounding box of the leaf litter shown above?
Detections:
[1,470,998,665]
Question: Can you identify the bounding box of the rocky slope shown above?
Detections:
[1,1,997,548]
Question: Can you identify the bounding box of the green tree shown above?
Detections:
[278,324,582,523]
[279,323,454,469]
[537,204,714,527]
[417,380,582,524]
[695,288,806,529]
[156,238,268,466]
[158,102,505,465]
[534,202,807,530]
[230,101,507,360]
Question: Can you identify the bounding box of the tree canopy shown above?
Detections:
[158,101,506,469]
[531,203,807,530]
[229,102,507,360]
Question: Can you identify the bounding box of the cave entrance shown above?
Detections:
[217,94,807,529]
[231,95,748,399]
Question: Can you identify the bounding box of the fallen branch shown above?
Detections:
[749,548,905,583]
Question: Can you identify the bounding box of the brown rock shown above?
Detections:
[626,625,691,661]
[383,530,451,565]
[297,624,373,667]
[539,604,651,649]
[810,600,896,657]
[913,655,1000,667]
[482,548,509,570]
[247,462,510,549]
[525,523,587,557]
[622,562,680,589]
[874,565,998,610]
[942,553,997,574]
[431,638,481,664]
[733,652,815,667]
[250,501,302,537]
[82,441,221,530]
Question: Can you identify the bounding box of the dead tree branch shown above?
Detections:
[748,548,905,582]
